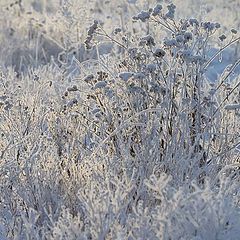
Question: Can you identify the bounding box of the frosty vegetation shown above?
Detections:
[0,0,239,239]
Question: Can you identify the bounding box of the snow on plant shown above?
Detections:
[0,0,239,239]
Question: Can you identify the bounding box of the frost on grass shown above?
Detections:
[0,0,239,239]
[225,104,240,110]
[119,72,134,81]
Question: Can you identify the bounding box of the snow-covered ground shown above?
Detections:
[0,1,239,239]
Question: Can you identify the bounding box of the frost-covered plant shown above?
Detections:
[82,2,239,185]
[0,0,239,239]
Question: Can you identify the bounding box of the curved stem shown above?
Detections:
[203,36,240,70]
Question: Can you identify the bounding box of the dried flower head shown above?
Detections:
[152,4,162,16]
[119,72,134,81]
[85,20,99,49]
[133,10,150,22]
[153,48,166,58]
[139,35,156,47]
[219,34,227,41]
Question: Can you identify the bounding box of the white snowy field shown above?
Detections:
[0,1,239,239]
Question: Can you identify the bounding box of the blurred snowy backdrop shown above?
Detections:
[0,1,239,239]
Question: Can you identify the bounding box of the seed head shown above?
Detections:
[152,4,162,16]
[133,11,150,22]
[219,34,227,41]
[153,48,166,58]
